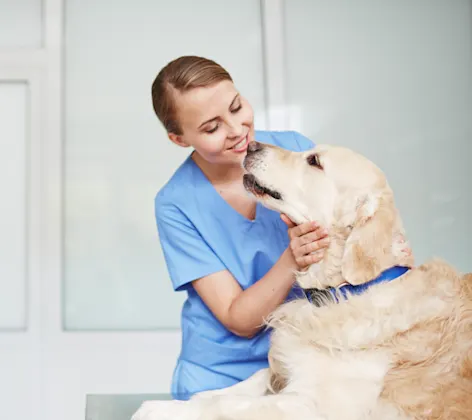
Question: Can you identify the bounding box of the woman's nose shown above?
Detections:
[226,119,244,138]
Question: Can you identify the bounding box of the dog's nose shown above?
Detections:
[247,141,263,154]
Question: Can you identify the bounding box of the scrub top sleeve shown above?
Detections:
[155,201,226,292]
[292,131,316,152]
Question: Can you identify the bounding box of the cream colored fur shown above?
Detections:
[132,143,472,420]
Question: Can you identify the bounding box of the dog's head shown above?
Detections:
[243,141,413,289]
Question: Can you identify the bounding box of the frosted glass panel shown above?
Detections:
[284,0,472,272]
[0,0,42,48]
[0,82,28,330]
[64,0,266,329]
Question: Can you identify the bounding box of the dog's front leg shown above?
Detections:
[198,394,323,420]
[131,399,200,420]
[131,370,271,420]
[131,394,322,420]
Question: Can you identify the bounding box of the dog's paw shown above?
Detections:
[130,400,198,420]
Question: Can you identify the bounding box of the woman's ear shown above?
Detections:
[168,132,191,148]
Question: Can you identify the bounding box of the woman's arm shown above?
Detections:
[192,219,329,338]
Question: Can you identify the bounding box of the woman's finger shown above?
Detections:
[288,221,319,239]
[298,227,328,245]
[298,237,330,256]
[297,252,324,269]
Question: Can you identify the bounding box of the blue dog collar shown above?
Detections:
[305,265,410,305]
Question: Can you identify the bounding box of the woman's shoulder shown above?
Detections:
[254,129,315,152]
[155,156,196,217]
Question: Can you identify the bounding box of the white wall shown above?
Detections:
[284,0,472,271]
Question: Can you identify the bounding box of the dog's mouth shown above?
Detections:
[243,174,282,200]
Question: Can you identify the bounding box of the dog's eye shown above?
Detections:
[307,154,323,169]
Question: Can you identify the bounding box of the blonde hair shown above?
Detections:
[151,56,233,135]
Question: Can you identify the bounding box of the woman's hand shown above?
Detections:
[281,214,330,270]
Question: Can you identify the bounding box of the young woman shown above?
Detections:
[151,55,330,400]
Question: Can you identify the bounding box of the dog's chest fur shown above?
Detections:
[266,260,470,420]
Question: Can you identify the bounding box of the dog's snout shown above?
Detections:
[247,141,263,154]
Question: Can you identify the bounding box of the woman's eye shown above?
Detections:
[205,124,219,134]
[230,104,242,113]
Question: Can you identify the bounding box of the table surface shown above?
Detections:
[85,394,172,420]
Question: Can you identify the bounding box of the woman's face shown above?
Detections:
[168,80,255,166]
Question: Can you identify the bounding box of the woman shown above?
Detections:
[152,55,330,400]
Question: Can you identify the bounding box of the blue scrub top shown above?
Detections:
[154,130,315,399]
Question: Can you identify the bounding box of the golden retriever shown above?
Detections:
[132,142,472,420]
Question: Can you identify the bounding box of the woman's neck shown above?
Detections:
[192,152,245,185]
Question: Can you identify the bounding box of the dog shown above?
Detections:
[132,142,472,420]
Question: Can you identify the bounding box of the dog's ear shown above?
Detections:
[341,193,397,286]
